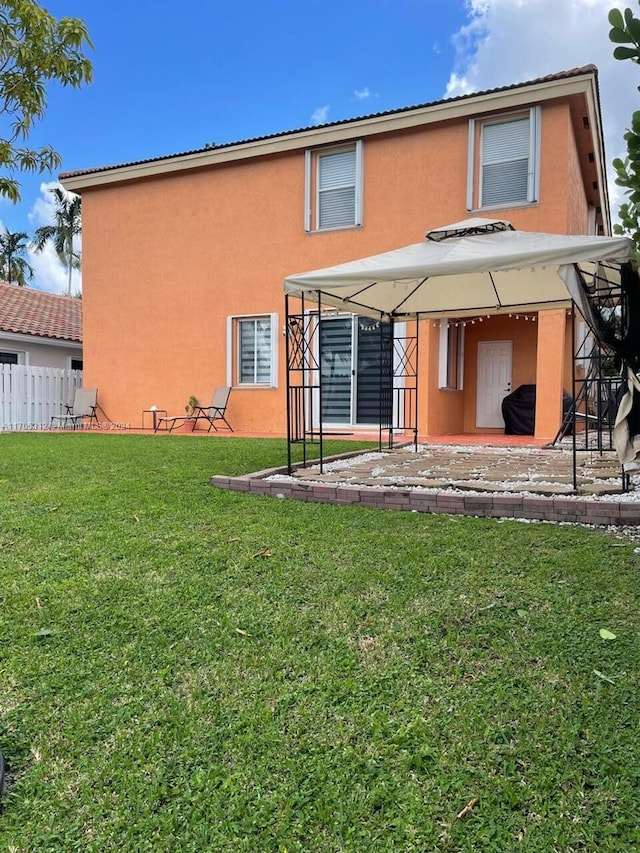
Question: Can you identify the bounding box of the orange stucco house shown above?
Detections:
[61,65,610,439]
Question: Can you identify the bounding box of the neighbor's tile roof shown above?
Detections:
[60,66,598,180]
[0,281,82,342]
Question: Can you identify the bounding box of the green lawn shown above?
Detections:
[0,433,638,852]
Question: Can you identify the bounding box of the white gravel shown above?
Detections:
[268,444,640,502]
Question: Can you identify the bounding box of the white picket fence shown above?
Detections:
[0,365,83,430]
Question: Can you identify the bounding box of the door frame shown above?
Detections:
[476,339,513,428]
[310,313,400,430]
[317,313,355,428]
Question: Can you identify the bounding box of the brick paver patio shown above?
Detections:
[210,444,640,528]
[287,445,626,497]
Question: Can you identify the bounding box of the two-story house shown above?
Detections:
[60,65,609,439]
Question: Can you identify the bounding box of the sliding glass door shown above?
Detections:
[319,315,391,427]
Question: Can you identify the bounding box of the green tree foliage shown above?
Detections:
[31,186,81,296]
[0,1,92,202]
[609,5,640,248]
[0,228,33,285]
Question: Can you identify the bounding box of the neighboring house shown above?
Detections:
[0,282,82,368]
[60,65,609,439]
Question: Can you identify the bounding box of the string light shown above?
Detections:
[430,314,537,328]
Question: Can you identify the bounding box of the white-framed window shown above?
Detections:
[467,107,541,210]
[226,313,278,388]
[0,349,26,365]
[438,319,464,390]
[304,141,363,231]
[67,356,83,371]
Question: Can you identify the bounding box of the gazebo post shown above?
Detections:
[285,293,293,474]
[571,300,578,491]
[414,318,420,451]
[286,291,313,474]
[317,290,324,474]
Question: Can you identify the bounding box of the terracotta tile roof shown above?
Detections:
[0,282,82,343]
[60,66,599,181]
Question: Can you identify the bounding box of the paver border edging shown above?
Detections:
[210,459,640,528]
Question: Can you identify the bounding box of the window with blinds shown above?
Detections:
[481,116,530,206]
[226,314,278,388]
[238,318,272,384]
[305,141,363,231]
[469,107,540,210]
[318,149,356,229]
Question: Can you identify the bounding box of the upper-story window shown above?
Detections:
[467,107,540,210]
[304,141,363,232]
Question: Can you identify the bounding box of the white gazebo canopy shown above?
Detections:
[284,219,634,320]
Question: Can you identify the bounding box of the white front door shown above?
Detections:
[476,340,513,428]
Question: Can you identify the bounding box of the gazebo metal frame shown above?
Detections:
[285,261,637,492]
[283,222,637,489]
[285,292,418,474]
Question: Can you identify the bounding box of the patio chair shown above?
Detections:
[50,388,99,430]
[154,410,193,433]
[155,388,233,433]
[192,387,233,432]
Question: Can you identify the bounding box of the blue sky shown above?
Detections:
[0,0,636,292]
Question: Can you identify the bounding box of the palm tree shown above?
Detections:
[31,187,82,296]
[0,229,34,286]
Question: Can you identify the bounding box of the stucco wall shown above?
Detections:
[460,314,538,434]
[0,335,81,369]
[565,116,590,234]
[80,97,587,433]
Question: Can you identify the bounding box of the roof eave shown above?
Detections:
[0,329,82,346]
[584,73,612,233]
[60,71,599,193]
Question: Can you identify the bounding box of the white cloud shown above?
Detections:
[26,181,82,295]
[27,240,81,295]
[445,0,638,219]
[445,72,471,98]
[311,105,330,124]
[0,213,59,291]
[28,179,61,228]
[354,87,371,100]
